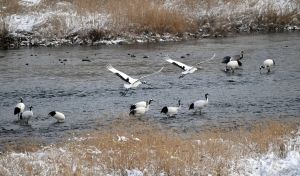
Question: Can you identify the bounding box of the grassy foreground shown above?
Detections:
[0,116,299,175]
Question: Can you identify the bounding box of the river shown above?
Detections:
[0,31,299,152]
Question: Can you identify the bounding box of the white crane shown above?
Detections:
[14,97,25,120]
[129,105,150,117]
[106,63,164,96]
[164,54,216,78]
[20,106,33,124]
[260,59,275,73]
[189,93,209,114]
[130,99,154,110]
[48,111,65,122]
[160,100,182,118]
[222,51,243,72]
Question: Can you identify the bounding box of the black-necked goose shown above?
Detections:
[260,59,275,73]
[189,93,209,114]
[164,54,216,78]
[130,99,154,110]
[20,106,33,124]
[106,63,163,96]
[161,100,182,117]
[48,111,65,122]
[14,97,25,120]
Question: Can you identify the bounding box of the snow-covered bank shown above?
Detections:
[0,0,299,49]
[0,123,299,176]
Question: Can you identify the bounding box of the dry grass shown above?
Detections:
[1,0,299,41]
[0,116,298,175]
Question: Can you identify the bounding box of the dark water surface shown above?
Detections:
[0,32,299,151]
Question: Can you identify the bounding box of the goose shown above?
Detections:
[14,97,25,120]
[222,51,243,72]
[189,93,209,114]
[129,105,150,117]
[260,59,275,72]
[130,99,154,110]
[161,100,181,117]
[164,54,216,78]
[48,111,65,122]
[20,106,33,124]
[106,63,164,96]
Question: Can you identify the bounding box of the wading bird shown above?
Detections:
[189,93,209,114]
[164,54,216,78]
[129,105,150,117]
[161,100,182,118]
[260,59,275,73]
[20,106,33,124]
[130,99,154,111]
[222,51,243,72]
[14,97,25,120]
[106,63,164,96]
[48,111,65,122]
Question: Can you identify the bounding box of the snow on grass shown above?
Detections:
[19,0,42,7]
[0,126,299,175]
[1,0,299,47]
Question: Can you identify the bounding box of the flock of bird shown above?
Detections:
[14,97,65,124]
[13,51,275,123]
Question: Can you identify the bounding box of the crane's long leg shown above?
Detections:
[121,89,129,97]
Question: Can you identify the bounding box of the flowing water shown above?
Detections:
[0,32,299,152]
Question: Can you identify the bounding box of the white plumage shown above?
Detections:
[130,99,153,110]
[260,59,275,72]
[48,111,65,122]
[164,54,216,78]
[222,51,244,73]
[129,105,149,116]
[20,106,33,124]
[226,60,242,73]
[189,93,209,114]
[160,100,182,117]
[106,63,163,96]
[14,97,25,120]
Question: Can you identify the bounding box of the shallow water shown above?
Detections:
[1,32,300,152]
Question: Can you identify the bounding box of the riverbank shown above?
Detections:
[1,0,299,49]
[0,117,299,175]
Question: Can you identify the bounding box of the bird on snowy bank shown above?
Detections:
[222,51,243,73]
[189,93,209,114]
[164,54,216,78]
[48,111,65,122]
[161,100,182,118]
[106,63,164,96]
[14,97,25,121]
[20,106,33,124]
[260,59,275,73]
[130,99,154,111]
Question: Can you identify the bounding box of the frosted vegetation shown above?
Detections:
[0,0,299,48]
[0,119,299,175]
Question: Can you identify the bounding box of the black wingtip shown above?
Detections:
[48,111,56,116]
[189,103,194,110]
[161,107,168,114]
[130,105,136,111]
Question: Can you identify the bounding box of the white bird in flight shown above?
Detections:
[106,63,164,96]
[163,54,216,78]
